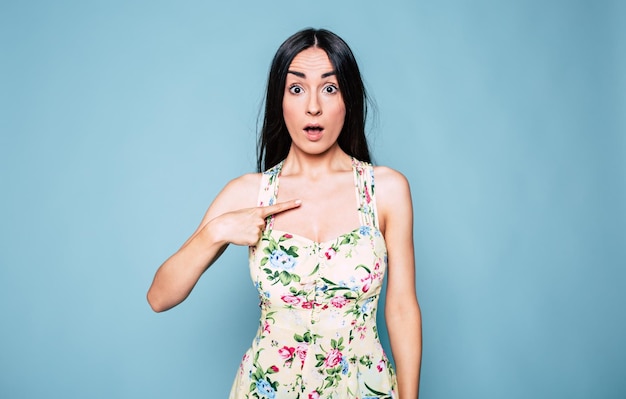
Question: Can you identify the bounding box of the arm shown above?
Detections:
[377,167,422,399]
[146,173,301,312]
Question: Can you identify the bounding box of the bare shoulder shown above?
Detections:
[204,172,262,220]
[373,166,411,200]
[373,166,413,233]
[216,172,262,207]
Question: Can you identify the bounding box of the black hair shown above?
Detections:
[257,28,371,172]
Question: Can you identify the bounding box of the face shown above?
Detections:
[282,47,346,156]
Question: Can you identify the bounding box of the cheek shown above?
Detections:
[331,96,346,118]
[331,101,346,123]
[282,101,296,126]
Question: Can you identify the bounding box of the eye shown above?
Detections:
[289,85,303,94]
[323,84,339,94]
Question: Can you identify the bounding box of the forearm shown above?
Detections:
[386,303,422,399]
[147,225,227,312]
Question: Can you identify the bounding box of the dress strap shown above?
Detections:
[257,161,284,229]
[352,158,379,229]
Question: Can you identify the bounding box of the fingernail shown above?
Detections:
[295,199,302,205]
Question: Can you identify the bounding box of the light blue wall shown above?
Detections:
[1,1,624,398]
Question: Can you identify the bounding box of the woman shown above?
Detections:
[147,28,421,399]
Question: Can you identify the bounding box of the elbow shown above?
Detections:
[147,290,169,313]
[385,297,421,323]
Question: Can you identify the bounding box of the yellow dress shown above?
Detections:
[229,158,398,399]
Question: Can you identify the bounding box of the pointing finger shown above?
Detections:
[259,199,302,218]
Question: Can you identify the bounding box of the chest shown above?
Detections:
[249,229,388,304]
[272,173,361,243]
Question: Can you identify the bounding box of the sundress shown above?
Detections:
[229,158,398,399]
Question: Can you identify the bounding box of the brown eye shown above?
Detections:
[289,85,303,94]
[324,85,338,94]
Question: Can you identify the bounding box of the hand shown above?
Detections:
[207,199,302,246]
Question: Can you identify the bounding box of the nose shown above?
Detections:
[306,92,322,116]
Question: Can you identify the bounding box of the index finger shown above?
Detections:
[259,199,302,218]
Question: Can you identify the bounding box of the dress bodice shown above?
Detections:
[229,158,397,399]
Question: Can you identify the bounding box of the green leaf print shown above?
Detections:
[278,271,291,285]
[282,245,299,257]
[344,291,357,300]
[308,263,320,276]
[326,286,350,292]
[321,277,338,286]
[365,381,391,397]
[359,355,373,368]
[356,264,371,274]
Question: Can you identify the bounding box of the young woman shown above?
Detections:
[147,28,422,399]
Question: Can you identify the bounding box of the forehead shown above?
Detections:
[288,47,334,73]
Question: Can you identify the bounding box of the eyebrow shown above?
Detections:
[287,70,337,78]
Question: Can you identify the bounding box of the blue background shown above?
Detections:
[1,1,624,398]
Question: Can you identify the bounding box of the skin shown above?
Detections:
[147,47,422,398]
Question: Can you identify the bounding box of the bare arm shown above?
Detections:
[377,167,422,399]
[146,174,301,312]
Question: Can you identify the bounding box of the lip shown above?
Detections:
[303,124,324,142]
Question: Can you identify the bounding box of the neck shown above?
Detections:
[281,144,352,178]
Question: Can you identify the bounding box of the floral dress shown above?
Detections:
[229,158,398,399]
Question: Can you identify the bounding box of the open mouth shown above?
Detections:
[304,125,323,134]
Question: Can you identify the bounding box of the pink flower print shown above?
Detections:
[324,247,336,260]
[301,301,314,309]
[360,271,381,293]
[377,359,385,372]
[357,326,367,340]
[295,345,307,362]
[365,185,371,203]
[308,390,320,399]
[324,348,343,368]
[270,365,279,373]
[330,295,349,309]
[282,233,293,239]
[239,353,250,374]
[278,346,295,360]
[281,294,301,305]
[263,320,271,334]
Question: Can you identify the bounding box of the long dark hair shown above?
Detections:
[257,28,371,172]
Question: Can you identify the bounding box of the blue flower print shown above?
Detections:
[316,283,329,293]
[265,164,281,177]
[269,249,296,270]
[339,277,359,292]
[341,356,349,375]
[359,225,371,236]
[360,297,374,315]
[256,378,276,399]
